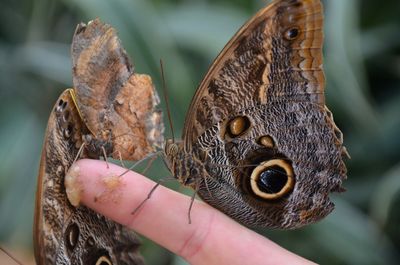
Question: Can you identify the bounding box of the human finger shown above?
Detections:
[65,159,315,265]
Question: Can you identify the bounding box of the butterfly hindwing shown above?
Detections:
[34,90,144,264]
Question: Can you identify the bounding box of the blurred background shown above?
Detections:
[0,0,399,264]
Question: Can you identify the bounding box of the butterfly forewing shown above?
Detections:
[72,19,164,161]
[183,0,325,144]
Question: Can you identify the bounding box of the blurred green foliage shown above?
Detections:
[0,0,399,264]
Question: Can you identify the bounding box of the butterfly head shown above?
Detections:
[163,139,203,187]
[163,139,181,174]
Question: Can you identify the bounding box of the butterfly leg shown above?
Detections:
[131,176,175,216]
[187,190,197,225]
[72,142,86,164]
[101,145,110,168]
[116,150,127,168]
[142,155,157,175]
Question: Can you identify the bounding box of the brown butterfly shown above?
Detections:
[34,19,163,264]
[164,0,348,229]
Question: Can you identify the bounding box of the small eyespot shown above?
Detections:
[62,100,68,109]
[95,256,112,265]
[56,99,65,112]
[63,124,73,138]
[227,116,251,137]
[257,135,275,148]
[250,159,294,200]
[63,110,71,122]
[284,27,300,40]
[56,165,64,176]
[65,223,79,251]
[86,237,95,247]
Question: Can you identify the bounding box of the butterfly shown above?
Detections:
[34,19,163,264]
[163,0,348,229]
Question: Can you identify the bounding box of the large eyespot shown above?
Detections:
[84,248,113,265]
[65,223,79,251]
[227,116,251,137]
[284,27,300,40]
[95,256,112,265]
[250,159,294,200]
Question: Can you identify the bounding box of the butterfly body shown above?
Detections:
[164,0,347,229]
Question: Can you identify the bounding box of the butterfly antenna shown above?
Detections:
[160,59,175,143]
[0,246,24,265]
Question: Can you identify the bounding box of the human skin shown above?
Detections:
[66,159,316,265]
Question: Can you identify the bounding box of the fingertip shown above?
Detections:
[66,159,153,224]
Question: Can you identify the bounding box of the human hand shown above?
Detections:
[65,159,316,265]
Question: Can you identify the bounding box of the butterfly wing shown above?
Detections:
[34,90,144,264]
[181,0,347,228]
[183,0,326,145]
[72,19,163,160]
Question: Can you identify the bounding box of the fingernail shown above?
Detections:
[65,163,83,207]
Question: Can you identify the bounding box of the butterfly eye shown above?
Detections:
[250,159,294,200]
[95,256,112,265]
[227,116,251,137]
[65,223,79,251]
[284,27,300,40]
[257,135,275,148]
[166,142,179,156]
